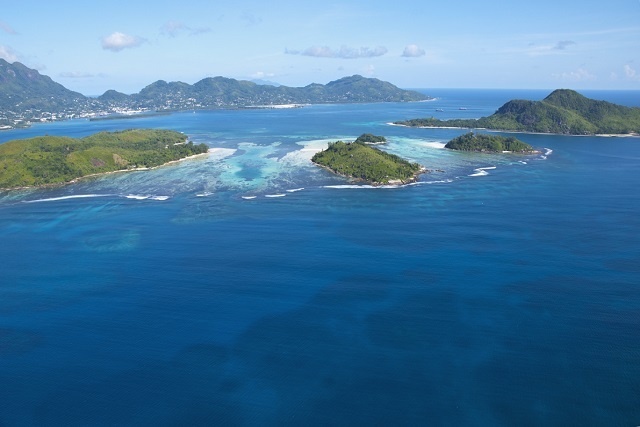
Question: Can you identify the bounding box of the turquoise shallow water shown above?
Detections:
[1,90,639,425]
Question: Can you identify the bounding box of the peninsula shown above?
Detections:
[312,135,424,185]
[0,129,208,189]
[394,89,640,136]
[445,132,535,153]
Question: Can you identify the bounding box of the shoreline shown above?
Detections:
[0,151,211,192]
[388,122,640,138]
[312,161,428,186]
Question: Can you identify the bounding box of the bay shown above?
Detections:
[0,89,639,426]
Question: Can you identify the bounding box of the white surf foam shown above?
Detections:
[420,141,447,149]
[324,185,375,189]
[469,166,496,177]
[195,192,213,197]
[323,184,404,189]
[23,194,112,203]
[208,148,237,160]
[416,179,455,185]
[124,195,170,201]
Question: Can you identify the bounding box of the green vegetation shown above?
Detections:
[445,132,535,153]
[312,139,423,185]
[395,89,640,135]
[0,129,208,188]
[354,133,387,144]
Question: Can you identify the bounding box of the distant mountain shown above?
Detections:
[395,89,640,135]
[97,89,130,103]
[127,74,429,109]
[0,59,90,113]
[250,79,281,87]
[0,60,428,128]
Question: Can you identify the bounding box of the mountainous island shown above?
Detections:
[0,59,429,130]
[312,134,424,185]
[395,89,640,135]
[445,132,535,153]
[0,129,208,189]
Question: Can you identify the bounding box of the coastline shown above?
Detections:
[0,150,211,192]
[388,122,640,137]
[313,161,428,186]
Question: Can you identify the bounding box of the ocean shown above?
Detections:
[1,89,639,426]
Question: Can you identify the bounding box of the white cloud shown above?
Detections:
[161,21,186,37]
[552,68,596,82]
[101,32,145,52]
[0,21,17,35]
[554,40,576,50]
[59,71,94,78]
[241,11,262,26]
[402,44,425,58]
[286,45,388,59]
[624,64,640,81]
[364,64,375,76]
[0,45,19,62]
[526,40,576,57]
[160,21,211,37]
[251,71,275,79]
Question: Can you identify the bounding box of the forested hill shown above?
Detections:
[0,59,92,113]
[311,135,424,185]
[395,89,640,135]
[115,74,429,108]
[0,129,208,189]
[445,132,535,153]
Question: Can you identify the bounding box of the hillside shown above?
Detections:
[311,136,424,185]
[395,89,640,135]
[0,129,208,188]
[0,59,92,115]
[130,74,429,109]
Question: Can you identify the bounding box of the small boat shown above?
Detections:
[436,108,444,112]
[459,107,468,110]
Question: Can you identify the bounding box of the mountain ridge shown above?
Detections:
[0,59,429,129]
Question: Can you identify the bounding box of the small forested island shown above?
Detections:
[0,129,208,189]
[312,135,424,185]
[395,89,640,135]
[445,132,536,153]
[354,133,387,144]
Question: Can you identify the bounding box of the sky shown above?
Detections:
[1,0,639,95]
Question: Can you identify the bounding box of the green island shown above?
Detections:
[311,135,424,185]
[354,133,387,144]
[0,129,208,189]
[445,132,536,153]
[395,89,640,135]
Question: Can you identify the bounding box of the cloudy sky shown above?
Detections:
[1,0,639,94]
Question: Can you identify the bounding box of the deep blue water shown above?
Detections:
[1,90,640,426]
